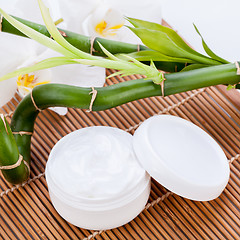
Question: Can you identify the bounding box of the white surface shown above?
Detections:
[133,115,230,201]
[46,126,150,230]
[159,0,240,62]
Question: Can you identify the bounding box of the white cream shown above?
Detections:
[47,126,146,200]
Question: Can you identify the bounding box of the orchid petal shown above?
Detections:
[82,2,125,40]
[55,0,100,32]
[0,7,75,58]
[104,0,162,44]
[106,0,162,23]
[0,78,17,106]
[0,32,35,106]
[49,107,68,116]
[50,64,106,88]
[0,57,78,82]
[31,48,106,88]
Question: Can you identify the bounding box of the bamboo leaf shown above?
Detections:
[193,24,229,64]
[121,54,149,69]
[74,58,131,70]
[120,50,194,63]
[127,18,221,65]
[37,0,95,60]
[97,42,119,61]
[127,17,206,58]
[128,27,219,66]
[107,71,125,78]
[0,57,78,82]
[180,64,209,72]
[128,27,187,57]
[0,8,75,58]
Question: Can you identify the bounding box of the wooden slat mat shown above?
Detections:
[0,70,240,240]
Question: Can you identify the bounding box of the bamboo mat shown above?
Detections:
[0,69,240,240]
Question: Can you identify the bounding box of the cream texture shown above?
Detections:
[48,127,146,199]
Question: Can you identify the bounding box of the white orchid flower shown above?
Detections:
[0,32,36,106]
[82,3,125,40]
[0,0,162,113]
[0,0,106,115]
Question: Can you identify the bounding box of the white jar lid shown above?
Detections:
[133,115,230,201]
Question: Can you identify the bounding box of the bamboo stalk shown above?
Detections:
[0,15,186,73]
[0,62,239,184]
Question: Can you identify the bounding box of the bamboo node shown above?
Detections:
[137,44,140,52]
[86,87,98,112]
[0,154,25,170]
[58,29,67,37]
[235,61,240,75]
[31,91,41,112]
[0,15,3,32]
[90,37,96,55]
[155,72,166,97]
[160,73,166,97]
[175,65,178,72]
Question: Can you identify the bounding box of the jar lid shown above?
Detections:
[133,115,230,201]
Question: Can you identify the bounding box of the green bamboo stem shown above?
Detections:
[0,15,186,73]
[0,116,29,184]
[0,62,238,184]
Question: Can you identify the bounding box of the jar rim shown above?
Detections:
[46,167,150,210]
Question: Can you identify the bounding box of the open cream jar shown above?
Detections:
[46,126,151,230]
[46,115,230,230]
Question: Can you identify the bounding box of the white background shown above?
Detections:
[159,0,240,62]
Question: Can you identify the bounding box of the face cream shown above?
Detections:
[46,126,150,230]
[46,115,230,230]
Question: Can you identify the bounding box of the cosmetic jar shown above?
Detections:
[46,126,150,230]
[46,115,230,230]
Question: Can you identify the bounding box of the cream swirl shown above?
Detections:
[48,126,146,199]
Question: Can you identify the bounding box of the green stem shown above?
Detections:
[0,15,185,73]
[0,116,29,184]
[1,62,238,184]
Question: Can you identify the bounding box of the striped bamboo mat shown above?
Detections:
[0,70,240,240]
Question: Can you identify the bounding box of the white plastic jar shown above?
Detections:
[46,126,151,230]
[46,115,230,230]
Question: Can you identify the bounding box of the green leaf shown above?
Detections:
[37,0,95,60]
[180,64,209,72]
[97,42,119,61]
[127,18,222,65]
[127,17,206,58]
[0,8,75,58]
[128,27,190,57]
[75,58,129,70]
[0,57,77,82]
[128,27,220,66]
[120,50,194,63]
[193,24,229,64]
